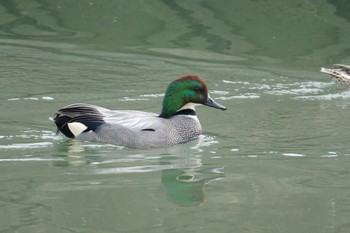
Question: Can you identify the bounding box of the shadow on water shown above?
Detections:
[160,157,224,207]
[48,137,225,207]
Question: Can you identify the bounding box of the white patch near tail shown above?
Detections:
[68,122,88,137]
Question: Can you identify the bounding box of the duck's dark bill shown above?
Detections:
[204,96,227,110]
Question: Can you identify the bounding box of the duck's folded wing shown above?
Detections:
[103,110,162,132]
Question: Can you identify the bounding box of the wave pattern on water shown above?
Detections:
[221,78,347,100]
[0,130,60,150]
[0,157,64,162]
[0,142,53,150]
[95,157,203,175]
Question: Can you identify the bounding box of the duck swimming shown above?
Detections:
[53,75,226,149]
[320,64,350,87]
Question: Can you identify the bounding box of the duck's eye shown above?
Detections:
[193,87,201,92]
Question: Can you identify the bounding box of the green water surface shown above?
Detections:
[1,1,350,233]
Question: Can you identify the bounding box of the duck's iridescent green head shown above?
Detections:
[159,75,226,118]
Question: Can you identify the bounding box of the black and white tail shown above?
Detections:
[53,104,104,138]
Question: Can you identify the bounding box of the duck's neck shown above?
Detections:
[173,109,196,116]
[159,101,182,118]
[159,102,197,118]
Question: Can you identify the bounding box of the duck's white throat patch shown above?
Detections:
[178,102,200,112]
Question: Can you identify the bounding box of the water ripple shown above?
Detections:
[0,142,53,149]
[0,157,63,162]
[95,158,203,175]
[222,79,343,100]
